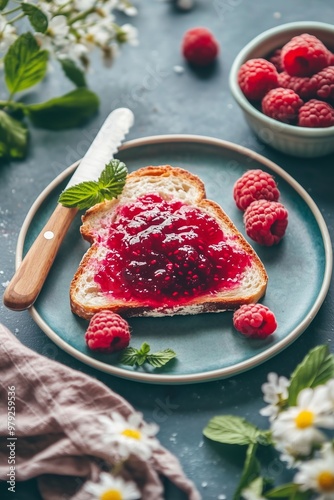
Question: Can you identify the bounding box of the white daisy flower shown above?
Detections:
[0,16,17,54]
[294,443,334,498]
[84,472,141,499]
[272,385,334,458]
[99,412,159,460]
[260,372,289,422]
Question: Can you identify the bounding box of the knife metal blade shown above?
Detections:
[3,107,134,311]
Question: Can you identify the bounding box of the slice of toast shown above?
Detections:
[70,165,268,319]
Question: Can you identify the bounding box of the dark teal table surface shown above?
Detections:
[1,1,334,499]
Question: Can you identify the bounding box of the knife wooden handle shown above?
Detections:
[3,204,78,311]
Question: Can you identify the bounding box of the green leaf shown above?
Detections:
[233,443,260,500]
[0,0,9,10]
[58,159,127,209]
[119,347,139,367]
[146,348,177,368]
[58,58,87,87]
[98,160,128,200]
[4,32,48,94]
[21,3,48,33]
[266,483,301,498]
[288,345,334,406]
[25,88,99,130]
[203,415,263,446]
[120,343,177,368]
[58,181,103,210]
[0,110,28,159]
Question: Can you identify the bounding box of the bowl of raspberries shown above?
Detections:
[229,21,334,158]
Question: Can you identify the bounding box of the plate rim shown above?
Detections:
[17,134,333,384]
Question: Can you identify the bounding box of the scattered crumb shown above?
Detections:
[218,495,227,500]
[273,11,281,18]
[2,281,10,288]
[201,482,208,488]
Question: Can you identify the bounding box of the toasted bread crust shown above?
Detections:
[70,165,268,319]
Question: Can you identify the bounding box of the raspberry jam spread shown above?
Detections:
[94,194,251,306]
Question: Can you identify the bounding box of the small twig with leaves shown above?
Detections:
[58,159,128,209]
[0,0,138,160]
[120,342,177,368]
[203,345,334,500]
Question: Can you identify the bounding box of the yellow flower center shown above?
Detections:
[295,409,314,429]
[318,471,334,492]
[121,428,141,440]
[100,490,122,500]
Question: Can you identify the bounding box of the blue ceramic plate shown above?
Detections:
[18,135,332,384]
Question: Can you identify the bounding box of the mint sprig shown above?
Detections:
[58,159,128,209]
[120,342,177,368]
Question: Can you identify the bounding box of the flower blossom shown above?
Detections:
[84,472,141,499]
[294,443,334,498]
[271,385,334,460]
[98,412,160,460]
[260,372,289,422]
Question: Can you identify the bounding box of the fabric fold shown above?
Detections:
[0,324,201,500]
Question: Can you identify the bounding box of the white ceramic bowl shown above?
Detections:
[229,21,334,158]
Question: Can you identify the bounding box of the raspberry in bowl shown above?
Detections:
[229,22,334,158]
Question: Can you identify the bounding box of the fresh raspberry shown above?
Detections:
[298,99,334,128]
[281,33,330,77]
[233,169,280,211]
[244,200,288,246]
[233,304,277,339]
[182,27,219,66]
[268,48,284,73]
[311,65,334,101]
[238,58,279,101]
[85,311,131,353]
[261,87,304,124]
[278,71,317,100]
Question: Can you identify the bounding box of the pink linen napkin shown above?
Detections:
[0,323,201,500]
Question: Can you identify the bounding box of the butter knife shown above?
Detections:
[3,107,134,311]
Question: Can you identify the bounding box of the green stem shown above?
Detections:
[9,12,25,24]
[68,5,96,24]
[2,5,22,16]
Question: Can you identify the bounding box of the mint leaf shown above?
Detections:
[288,345,334,406]
[58,180,103,209]
[120,343,177,368]
[58,58,87,87]
[58,159,127,209]
[25,88,99,130]
[98,160,127,200]
[119,347,139,367]
[22,3,48,33]
[0,110,28,159]
[4,33,48,94]
[146,348,177,368]
[234,443,260,500]
[203,415,263,446]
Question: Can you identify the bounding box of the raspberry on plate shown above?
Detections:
[182,27,219,66]
[244,199,288,246]
[298,99,334,128]
[278,71,317,100]
[281,33,331,77]
[262,87,304,124]
[311,65,334,101]
[238,58,279,101]
[233,303,277,339]
[233,169,280,211]
[85,311,131,353]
